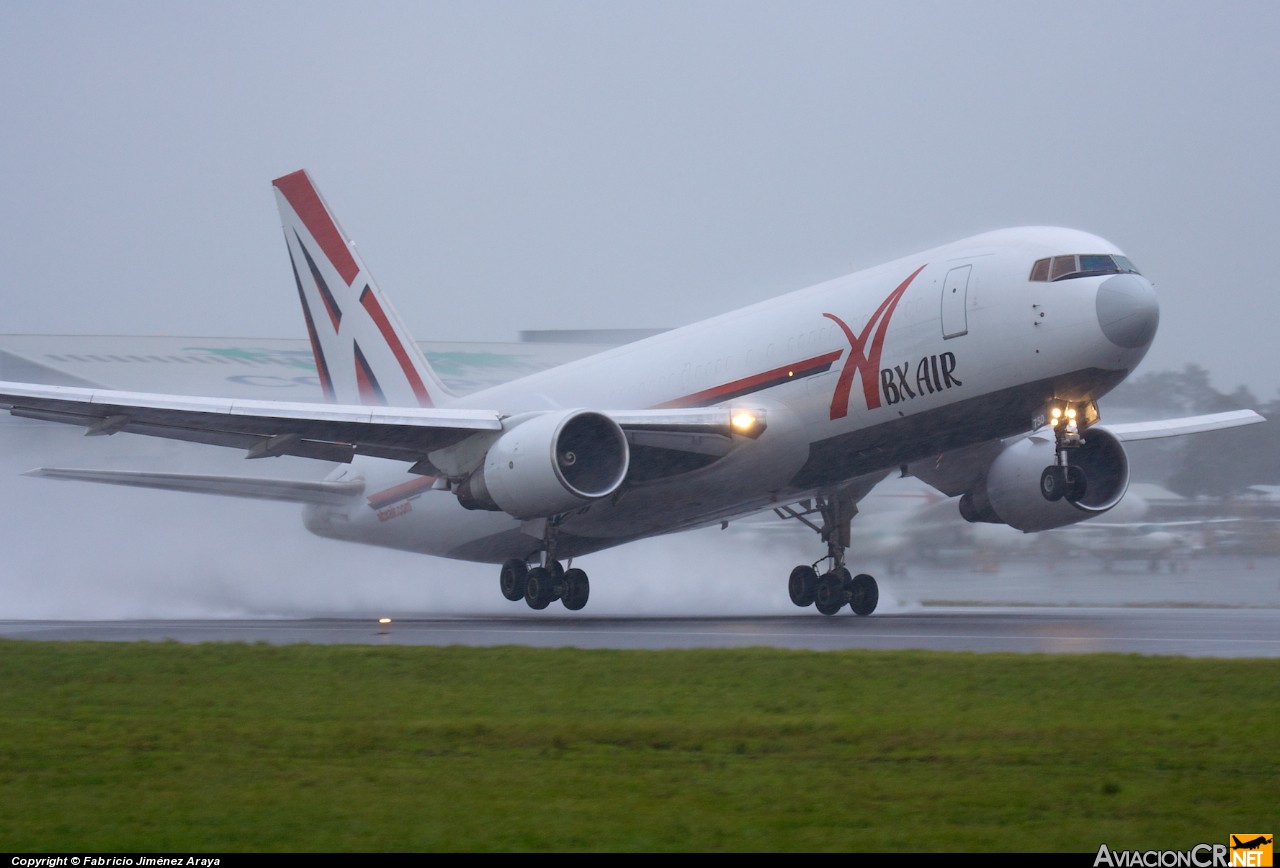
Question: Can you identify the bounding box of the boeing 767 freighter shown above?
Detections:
[0,170,1262,615]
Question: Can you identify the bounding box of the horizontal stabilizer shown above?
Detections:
[1097,409,1265,441]
[25,467,365,506]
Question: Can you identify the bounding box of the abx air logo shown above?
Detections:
[825,265,960,419]
[1230,835,1273,867]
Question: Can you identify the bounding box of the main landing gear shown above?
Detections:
[1040,403,1088,504]
[776,490,879,617]
[498,517,590,611]
[499,558,590,611]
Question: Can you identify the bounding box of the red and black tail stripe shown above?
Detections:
[359,285,433,407]
[285,240,335,401]
[353,341,387,405]
[367,475,437,510]
[293,230,343,332]
[272,170,361,286]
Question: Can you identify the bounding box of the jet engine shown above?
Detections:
[456,409,630,519]
[957,427,1130,532]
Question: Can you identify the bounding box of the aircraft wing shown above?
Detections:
[0,381,503,464]
[24,467,365,506]
[1077,517,1242,530]
[0,381,758,471]
[1095,409,1264,441]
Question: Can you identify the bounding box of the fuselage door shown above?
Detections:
[941,265,971,339]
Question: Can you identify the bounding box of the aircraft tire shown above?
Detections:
[848,573,879,616]
[500,559,528,602]
[525,567,554,610]
[1040,466,1066,502]
[788,565,817,606]
[561,568,590,611]
[814,573,846,616]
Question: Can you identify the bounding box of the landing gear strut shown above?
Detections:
[1041,402,1089,503]
[497,516,591,612]
[777,489,879,617]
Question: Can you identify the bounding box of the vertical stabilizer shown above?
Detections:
[272,169,452,407]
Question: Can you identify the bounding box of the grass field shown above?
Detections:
[0,640,1274,852]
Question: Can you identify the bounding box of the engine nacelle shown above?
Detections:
[456,409,629,519]
[958,427,1130,532]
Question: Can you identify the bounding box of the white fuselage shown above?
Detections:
[303,227,1155,563]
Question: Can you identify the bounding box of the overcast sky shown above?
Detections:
[3,1,1278,402]
[3,1,1277,619]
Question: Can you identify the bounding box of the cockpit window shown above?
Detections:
[1078,254,1115,274]
[1050,255,1077,280]
[1030,254,1142,281]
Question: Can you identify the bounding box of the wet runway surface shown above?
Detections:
[4,552,1278,657]
[4,606,1279,657]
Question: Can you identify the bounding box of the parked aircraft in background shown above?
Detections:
[749,476,1249,571]
[0,170,1264,615]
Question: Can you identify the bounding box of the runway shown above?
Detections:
[4,546,1278,657]
[3,606,1279,656]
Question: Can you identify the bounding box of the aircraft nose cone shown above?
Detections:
[1096,273,1159,348]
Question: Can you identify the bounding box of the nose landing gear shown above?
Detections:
[1040,463,1087,503]
[1041,402,1090,504]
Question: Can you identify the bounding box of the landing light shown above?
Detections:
[730,411,767,438]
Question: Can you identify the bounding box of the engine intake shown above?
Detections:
[457,409,630,519]
[958,427,1130,532]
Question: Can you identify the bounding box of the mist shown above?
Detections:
[0,417,945,620]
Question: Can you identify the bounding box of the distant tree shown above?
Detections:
[1105,363,1247,415]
